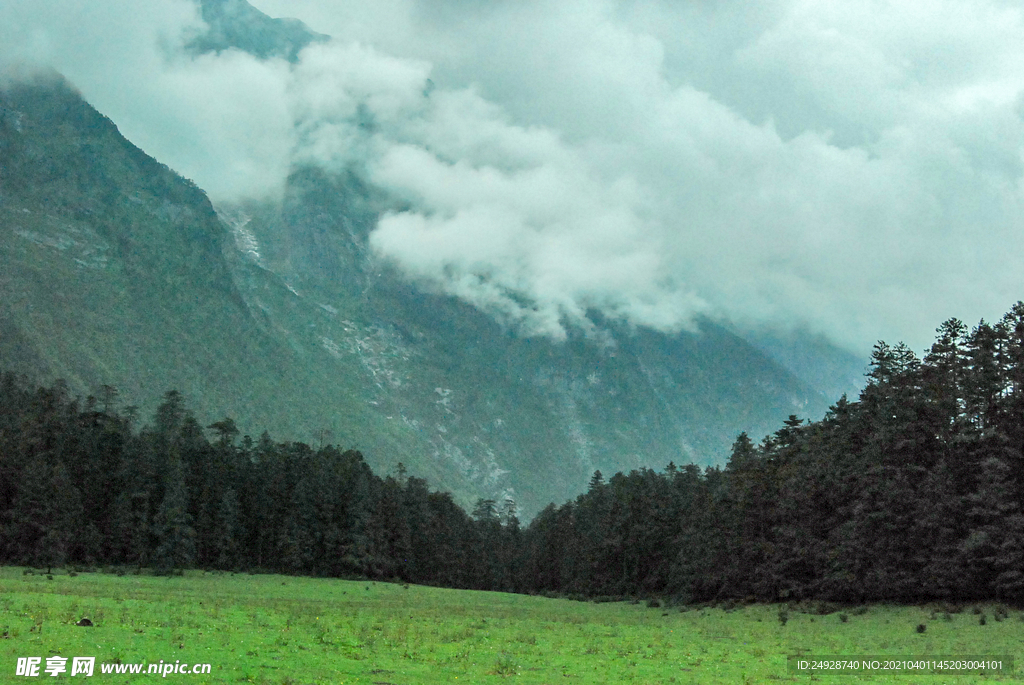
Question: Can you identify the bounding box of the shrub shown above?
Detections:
[490,652,520,677]
[814,601,840,616]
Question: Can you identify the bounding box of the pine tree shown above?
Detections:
[108,490,150,568]
[10,457,83,572]
[38,462,83,572]
[215,488,241,570]
[923,318,968,435]
[10,456,51,566]
[153,452,196,575]
[964,321,1003,430]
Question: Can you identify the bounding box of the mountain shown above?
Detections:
[187,0,329,62]
[742,327,866,404]
[0,3,858,517]
[0,72,840,517]
[219,159,839,498]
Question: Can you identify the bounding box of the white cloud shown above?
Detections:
[367,138,703,339]
[0,0,294,201]
[5,0,1024,354]
[330,0,1024,353]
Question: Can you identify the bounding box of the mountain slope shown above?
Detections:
[220,160,835,512]
[187,0,329,62]
[0,72,450,492]
[0,72,835,517]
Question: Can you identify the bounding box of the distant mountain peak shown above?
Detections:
[188,0,330,62]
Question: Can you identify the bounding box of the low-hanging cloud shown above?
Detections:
[0,0,295,201]
[5,0,1024,354]
[284,39,707,339]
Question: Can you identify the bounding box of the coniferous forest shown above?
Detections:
[4,304,1024,605]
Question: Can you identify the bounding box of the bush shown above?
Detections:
[490,652,520,677]
[814,601,840,616]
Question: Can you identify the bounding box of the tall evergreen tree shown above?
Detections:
[10,457,82,572]
[152,451,196,575]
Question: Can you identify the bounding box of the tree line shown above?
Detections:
[527,303,1024,604]
[0,379,519,589]
[3,303,1024,604]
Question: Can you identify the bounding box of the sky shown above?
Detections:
[3,0,1024,355]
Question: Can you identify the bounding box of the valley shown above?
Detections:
[0,69,858,516]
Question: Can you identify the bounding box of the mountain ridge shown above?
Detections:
[0,70,846,518]
[187,0,330,62]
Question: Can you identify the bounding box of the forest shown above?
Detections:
[3,302,1024,605]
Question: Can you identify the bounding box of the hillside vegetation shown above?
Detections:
[3,303,1024,605]
[0,73,844,516]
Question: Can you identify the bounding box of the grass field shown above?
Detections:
[0,567,1021,684]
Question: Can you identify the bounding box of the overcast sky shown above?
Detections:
[3,0,1024,355]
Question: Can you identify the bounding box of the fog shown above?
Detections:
[4,0,1024,353]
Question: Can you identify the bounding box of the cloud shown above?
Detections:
[0,0,294,201]
[325,0,1024,353]
[280,38,707,340]
[367,138,704,339]
[5,0,1024,354]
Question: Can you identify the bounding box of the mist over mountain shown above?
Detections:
[741,328,866,405]
[5,0,1019,355]
[26,0,1008,518]
[187,0,328,62]
[0,64,851,516]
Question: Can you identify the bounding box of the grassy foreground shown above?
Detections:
[0,568,1021,684]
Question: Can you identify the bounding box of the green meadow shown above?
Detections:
[0,567,1021,684]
